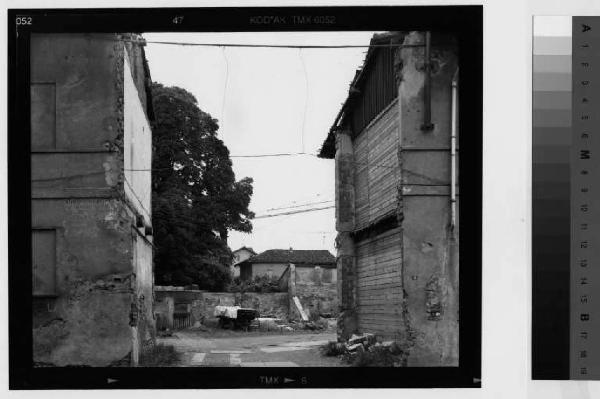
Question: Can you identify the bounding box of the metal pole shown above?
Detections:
[450,68,458,228]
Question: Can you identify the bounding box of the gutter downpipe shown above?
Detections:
[450,68,458,229]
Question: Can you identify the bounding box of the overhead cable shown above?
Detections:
[143,40,425,49]
[253,205,335,219]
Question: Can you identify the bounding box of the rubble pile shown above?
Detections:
[320,333,407,367]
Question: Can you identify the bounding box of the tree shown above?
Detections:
[151,83,254,290]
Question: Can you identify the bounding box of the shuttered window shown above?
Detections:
[32,229,57,296]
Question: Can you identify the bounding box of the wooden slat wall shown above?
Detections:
[350,47,397,134]
[356,228,403,337]
[353,104,399,231]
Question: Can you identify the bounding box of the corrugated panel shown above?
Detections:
[32,229,56,296]
[355,228,403,337]
[350,47,398,135]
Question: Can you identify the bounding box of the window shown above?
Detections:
[322,268,333,283]
[32,229,57,296]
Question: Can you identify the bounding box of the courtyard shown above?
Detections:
[157,329,345,367]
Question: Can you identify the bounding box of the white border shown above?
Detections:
[4,1,600,398]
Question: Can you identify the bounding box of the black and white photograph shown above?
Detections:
[9,5,482,389]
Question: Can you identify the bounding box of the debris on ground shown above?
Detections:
[319,332,408,367]
[188,323,209,332]
[157,329,173,337]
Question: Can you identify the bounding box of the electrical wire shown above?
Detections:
[220,46,229,139]
[262,199,334,213]
[143,40,425,49]
[253,205,334,219]
[31,155,449,186]
[230,152,308,158]
[123,176,152,219]
[298,48,308,153]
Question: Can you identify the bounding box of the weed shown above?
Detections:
[320,341,346,357]
[350,346,400,367]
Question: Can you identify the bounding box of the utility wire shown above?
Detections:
[220,46,229,139]
[253,205,334,219]
[230,152,308,158]
[143,40,425,49]
[298,48,308,153]
[123,176,152,219]
[32,158,449,186]
[31,153,450,186]
[262,199,333,212]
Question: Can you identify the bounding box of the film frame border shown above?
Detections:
[8,5,483,389]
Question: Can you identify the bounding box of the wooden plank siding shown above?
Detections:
[353,100,399,231]
[355,227,404,337]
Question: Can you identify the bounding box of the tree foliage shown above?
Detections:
[151,83,254,290]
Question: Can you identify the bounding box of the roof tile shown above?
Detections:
[248,249,335,265]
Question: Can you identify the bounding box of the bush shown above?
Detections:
[229,275,283,293]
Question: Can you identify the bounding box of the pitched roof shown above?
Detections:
[318,31,405,159]
[233,246,256,255]
[247,249,336,266]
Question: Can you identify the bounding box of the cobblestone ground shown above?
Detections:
[158,329,347,367]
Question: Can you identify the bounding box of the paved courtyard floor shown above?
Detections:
[158,329,347,367]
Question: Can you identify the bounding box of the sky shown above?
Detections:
[144,32,376,255]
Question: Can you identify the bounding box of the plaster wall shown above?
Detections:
[123,52,152,224]
[250,263,288,279]
[396,32,459,366]
[30,34,154,366]
[124,47,155,357]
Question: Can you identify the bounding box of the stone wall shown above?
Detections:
[154,280,338,328]
[396,32,459,366]
[154,289,290,328]
[295,282,338,320]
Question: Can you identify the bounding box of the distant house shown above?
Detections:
[238,249,336,283]
[231,246,256,278]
